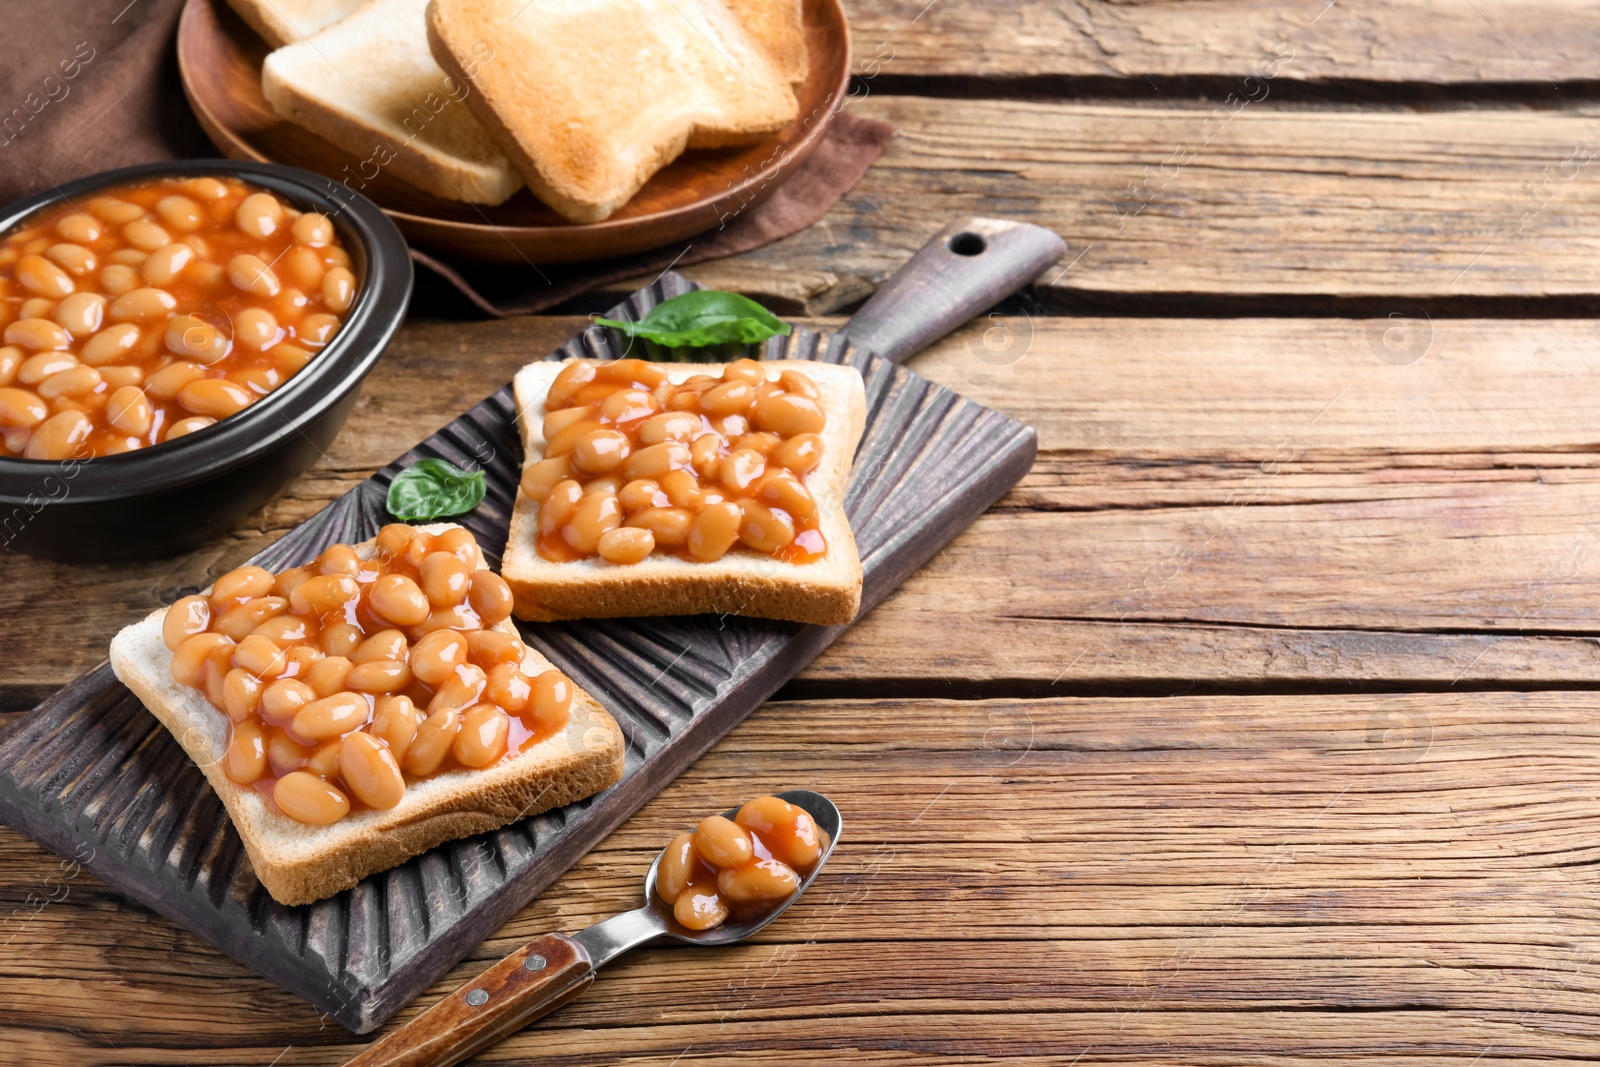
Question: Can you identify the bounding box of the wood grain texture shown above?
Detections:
[12,315,1600,707]
[640,97,1600,312]
[5,690,1600,1063]
[845,0,1600,86]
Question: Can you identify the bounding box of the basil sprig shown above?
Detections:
[595,290,791,350]
[385,458,486,522]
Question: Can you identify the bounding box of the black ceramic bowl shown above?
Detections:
[0,160,412,562]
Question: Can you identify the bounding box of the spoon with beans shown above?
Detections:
[346,790,840,1067]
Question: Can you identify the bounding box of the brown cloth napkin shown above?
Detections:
[0,0,892,317]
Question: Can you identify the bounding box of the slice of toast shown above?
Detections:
[261,0,522,205]
[224,0,367,47]
[108,524,625,907]
[503,360,866,626]
[723,0,809,87]
[425,0,804,222]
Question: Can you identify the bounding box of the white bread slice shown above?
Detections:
[261,0,523,205]
[224,0,367,47]
[108,524,625,907]
[426,0,804,223]
[503,360,865,626]
[723,0,809,87]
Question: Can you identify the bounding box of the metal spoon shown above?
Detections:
[346,790,841,1067]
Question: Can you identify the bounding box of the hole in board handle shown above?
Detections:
[947,232,987,257]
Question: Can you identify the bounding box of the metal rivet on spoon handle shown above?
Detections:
[342,789,841,1067]
[838,217,1067,365]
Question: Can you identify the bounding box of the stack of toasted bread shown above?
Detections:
[230,0,809,221]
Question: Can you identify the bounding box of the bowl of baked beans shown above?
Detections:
[0,160,411,561]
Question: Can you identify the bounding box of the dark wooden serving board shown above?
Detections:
[0,273,1036,1034]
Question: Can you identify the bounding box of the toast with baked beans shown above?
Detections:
[108,524,625,906]
[503,358,866,625]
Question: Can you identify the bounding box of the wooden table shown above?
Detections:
[10,1,1600,1062]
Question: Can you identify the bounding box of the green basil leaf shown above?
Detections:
[594,290,791,350]
[385,458,486,522]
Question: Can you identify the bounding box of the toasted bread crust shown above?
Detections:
[108,525,625,907]
[503,360,866,626]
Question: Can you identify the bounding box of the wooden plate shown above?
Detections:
[0,274,1036,1034]
[176,0,852,264]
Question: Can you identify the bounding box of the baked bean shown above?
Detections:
[318,621,361,657]
[627,507,693,548]
[366,573,428,626]
[162,594,212,651]
[171,631,235,687]
[165,314,229,364]
[736,796,823,868]
[428,662,487,715]
[693,815,755,868]
[542,403,596,442]
[281,246,325,292]
[45,243,97,278]
[86,197,142,223]
[259,678,315,723]
[453,704,510,768]
[546,360,596,408]
[598,526,655,564]
[718,449,766,494]
[618,478,665,513]
[122,219,171,252]
[369,694,424,764]
[322,267,355,312]
[223,718,270,784]
[315,543,361,576]
[699,380,753,416]
[234,307,281,350]
[235,632,290,680]
[621,441,690,482]
[18,356,75,391]
[528,670,571,732]
[25,409,91,459]
[482,660,531,712]
[339,730,406,809]
[601,358,668,388]
[290,574,361,616]
[738,500,796,554]
[410,629,470,685]
[228,253,280,297]
[183,177,229,200]
[222,667,264,721]
[307,655,354,698]
[778,369,821,400]
[417,603,483,635]
[37,365,101,400]
[55,214,101,243]
[345,658,411,694]
[141,242,194,286]
[732,431,783,457]
[109,248,148,267]
[236,192,284,239]
[538,479,583,539]
[375,523,416,559]
[79,323,141,366]
[658,469,705,509]
[0,388,47,428]
[282,643,324,676]
[656,832,701,904]
[561,492,622,554]
[687,502,742,562]
[433,526,480,565]
[752,393,824,436]
[231,366,282,395]
[348,628,404,664]
[292,691,368,740]
[0,347,20,388]
[15,255,74,298]
[98,365,143,389]
[94,264,138,296]
[273,771,350,825]
[143,361,205,399]
[6,318,70,352]
[419,551,471,607]
[178,378,253,418]
[213,596,288,641]
[689,433,723,479]
[403,707,460,776]
[718,858,801,904]
[155,194,203,231]
[164,416,216,440]
[108,287,177,323]
[18,298,54,322]
[293,212,334,247]
[266,728,314,777]
[570,427,630,475]
[52,292,104,337]
[275,287,310,321]
[674,887,728,931]
[636,411,701,445]
[723,358,767,385]
[771,432,822,475]
[759,472,819,526]
[298,312,340,347]
[600,388,657,423]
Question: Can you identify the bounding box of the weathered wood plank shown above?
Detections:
[846,0,1600,87]
[15,316,1600,704]
[6,692,1600,1063]
[645,97,1600,313]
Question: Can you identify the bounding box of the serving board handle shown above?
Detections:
[343,933,593,1067]
[837,217,1067,365]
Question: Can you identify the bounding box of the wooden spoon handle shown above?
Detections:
[344,933,594,1067]
[838,216,1067,365]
